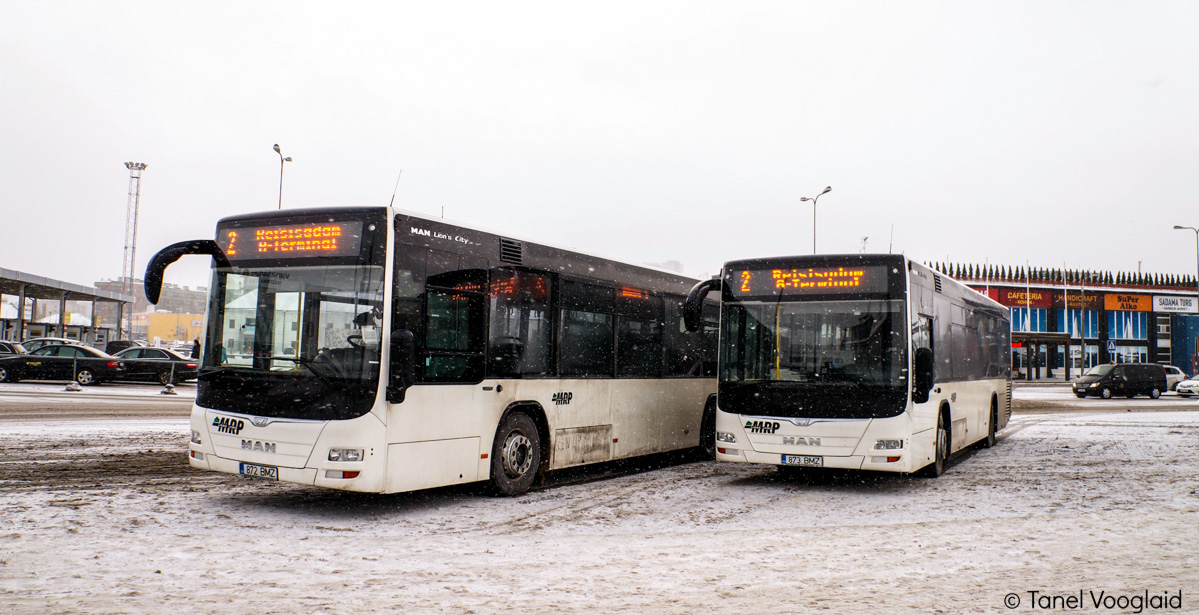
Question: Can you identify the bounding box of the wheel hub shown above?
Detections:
[501,432,533,478]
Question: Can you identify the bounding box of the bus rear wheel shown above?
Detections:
[489,412,541,496]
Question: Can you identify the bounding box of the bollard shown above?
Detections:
[65,356,82,391]
[161,361,178,395]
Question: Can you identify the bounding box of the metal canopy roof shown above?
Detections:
[0,268,134,304]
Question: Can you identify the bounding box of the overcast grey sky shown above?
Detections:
[3,2,1197,292]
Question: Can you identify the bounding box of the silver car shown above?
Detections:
[1164,365,1189,391]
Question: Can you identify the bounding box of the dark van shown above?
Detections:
[1073,363,1168,399]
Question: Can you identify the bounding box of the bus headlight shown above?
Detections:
[716,432,737,444]
[191,430,202,445]
[873,439,903,450]
[328,448,364,462]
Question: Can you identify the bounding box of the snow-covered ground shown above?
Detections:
[1,387,1197,614]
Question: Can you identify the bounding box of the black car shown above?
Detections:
[20,337,90,352]
[1073,363,1168,399]
[112,347,199,384]
[0,341,27,356]
[0,344,124,385]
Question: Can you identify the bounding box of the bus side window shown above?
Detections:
[488,269,553,378]
[616,290,663,377]
[560,279,616,377]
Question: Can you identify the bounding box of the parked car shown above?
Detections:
[20,337,89,352]
[1163,365,1188,391]
[1072,363,1168,399]
[105,339,145,355]
[1176,377,1199,398]
[111,347,199,384]
[0,341,27,356]
[0,344,123,385]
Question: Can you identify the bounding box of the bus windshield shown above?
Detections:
[719,298,908,418]
[198,264,386,420]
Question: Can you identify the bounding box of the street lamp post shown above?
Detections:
[799,186,832,254]
[273,144,292,210]
[1173,225,1199,300]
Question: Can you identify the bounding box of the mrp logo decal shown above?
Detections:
[745,420,781,434]
[213,417,245,435]
[551,392,573,405]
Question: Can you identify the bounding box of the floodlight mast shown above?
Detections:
[121,161,147,340]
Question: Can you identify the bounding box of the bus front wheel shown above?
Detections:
[983,401,997,448]
[489,412,541,496]
[699,398,717,459]
[921,411,948,478]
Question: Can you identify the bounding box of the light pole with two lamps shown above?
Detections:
[1172,225,1199,376]
[273,144,292,210]
[1173,225,1199,299]
[799,186,832,254]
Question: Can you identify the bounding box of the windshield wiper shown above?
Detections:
[267,356,347,388]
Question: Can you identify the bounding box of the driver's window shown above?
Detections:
[422,270,486,382]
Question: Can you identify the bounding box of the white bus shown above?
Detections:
[146,207,717,495]
[683,254,1010,477]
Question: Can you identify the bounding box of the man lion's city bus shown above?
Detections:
[683,254,1010,477]
[145,207,717,495]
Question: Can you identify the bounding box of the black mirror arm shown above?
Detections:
[683,278,722,333]
[144,240,231,305]
[387,329,417,403]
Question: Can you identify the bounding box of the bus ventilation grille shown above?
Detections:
[933,274,943,293]
[500,238,523,264]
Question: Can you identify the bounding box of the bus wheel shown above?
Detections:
[699,398,717,459]
[490,412,540,496]
[983,400,1002,448]
[921,411,948,478]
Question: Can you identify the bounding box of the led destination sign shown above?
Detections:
[729,265,889,297]
[217,220,364,260]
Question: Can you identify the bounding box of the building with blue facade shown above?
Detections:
[933,264,1199,379]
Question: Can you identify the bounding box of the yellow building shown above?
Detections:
[132,312,206,345]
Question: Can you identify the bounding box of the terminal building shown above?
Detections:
[933,263,1199,380]
[0,268,134,347]
[1,271,207,347]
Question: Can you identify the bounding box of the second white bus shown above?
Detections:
[684,254,1010,477]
